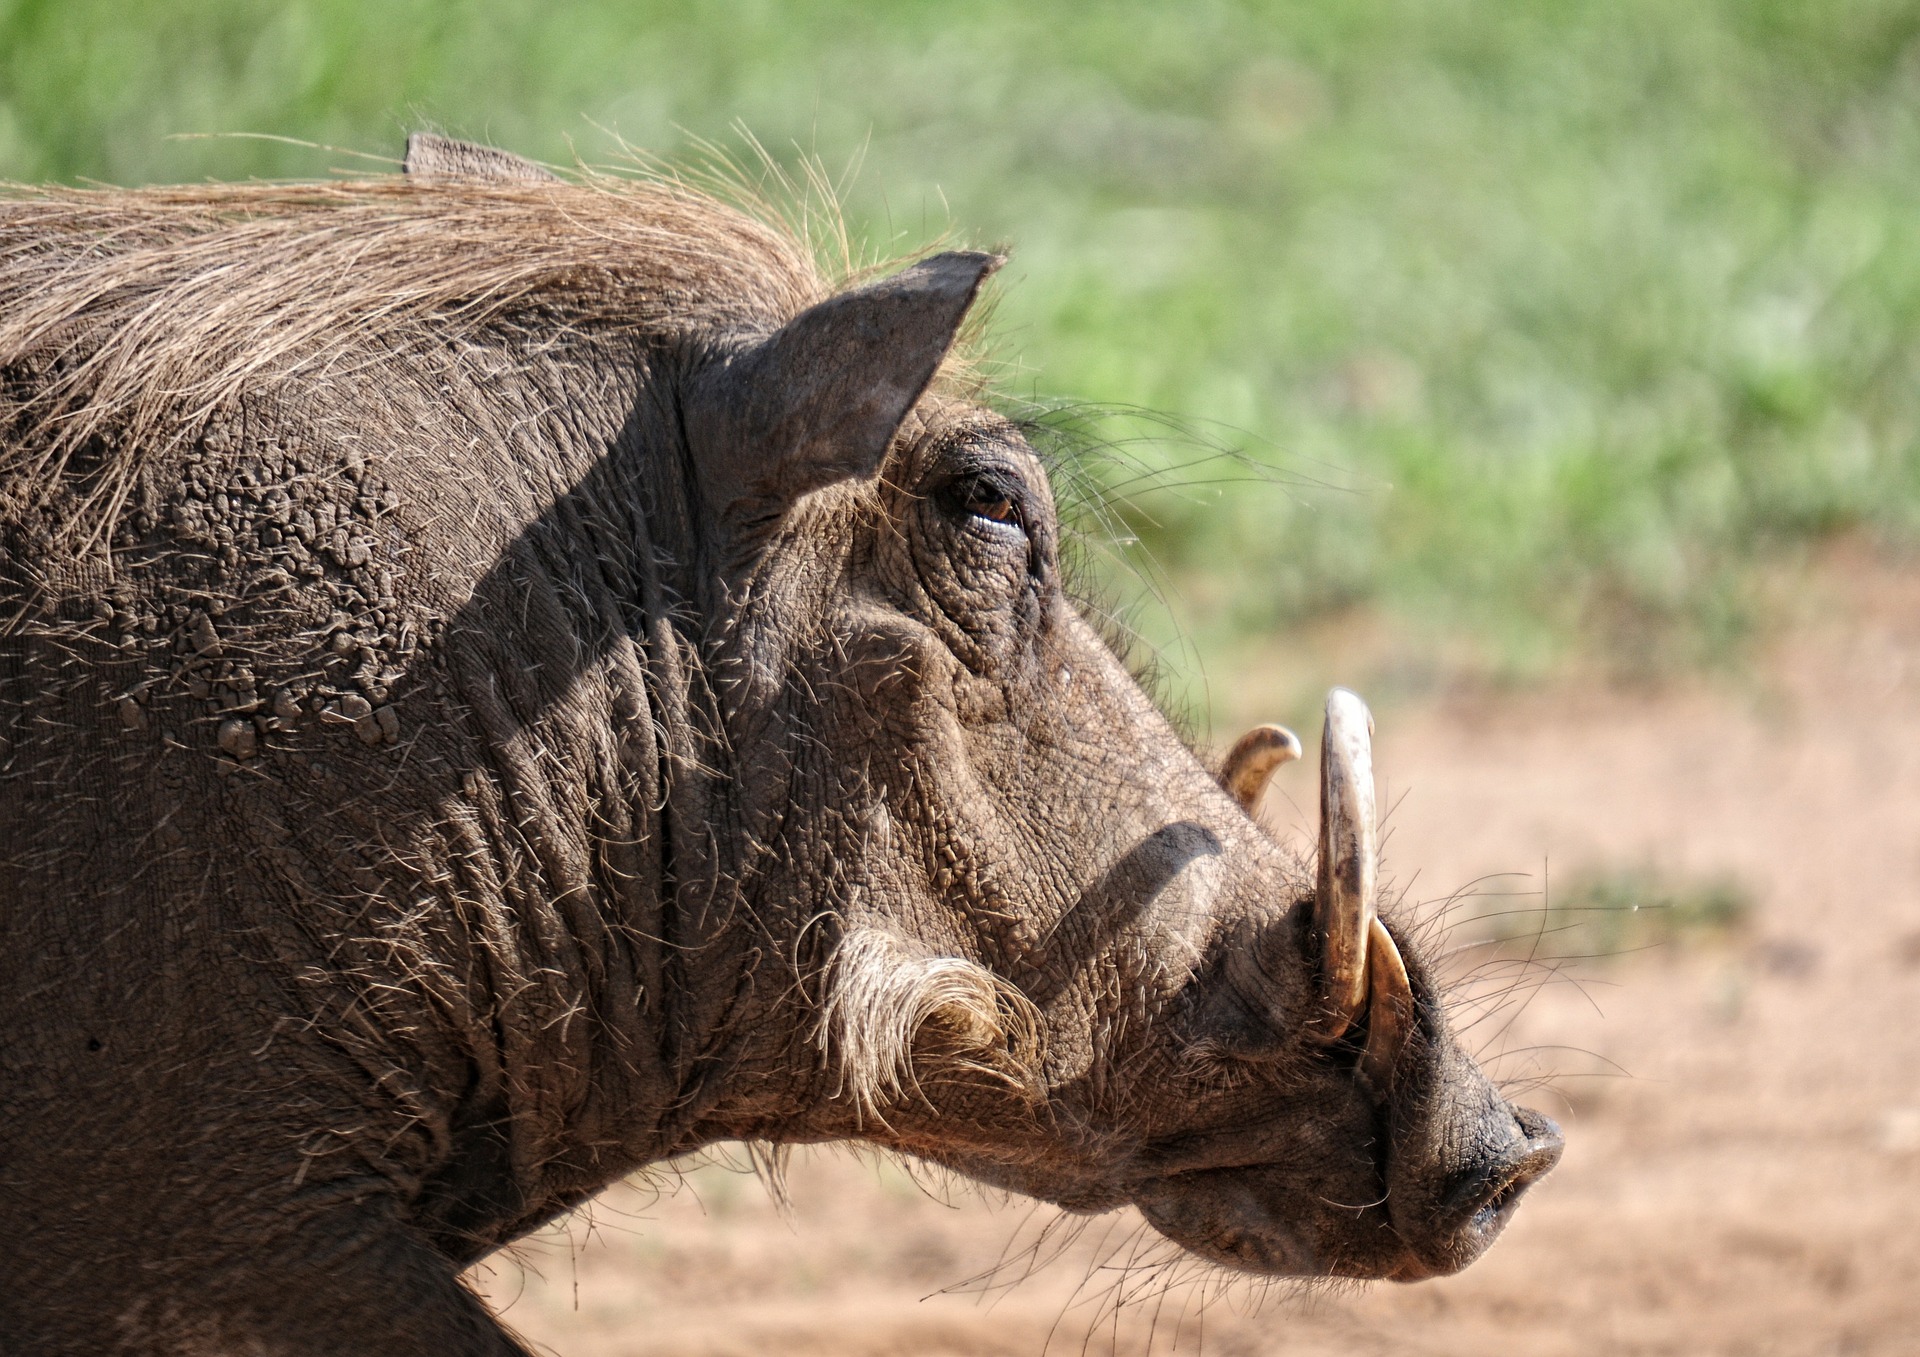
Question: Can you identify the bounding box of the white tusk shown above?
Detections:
[1314,687,1377,1040]
[1358,917,1414,1094]
[1218,723,1303,813]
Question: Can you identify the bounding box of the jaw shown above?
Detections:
[902,1140,1392,1276]
[1130,1164,1414,1280]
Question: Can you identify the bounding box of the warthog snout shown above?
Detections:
[1077,690,1564,1282]
[1389,1105,1565,1280]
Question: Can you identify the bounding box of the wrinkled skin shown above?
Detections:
[0,140,1558,1355]
[771,413,1560,1280]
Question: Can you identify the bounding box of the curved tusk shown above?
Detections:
[1315,687,1377,1040]
[1358,917,1414,1095]
[1219,723,1303,813]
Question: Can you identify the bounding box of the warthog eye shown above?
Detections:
[945,473,1024,532]
[969,490,1016,524]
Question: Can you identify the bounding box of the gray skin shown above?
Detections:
[0,138,1559,1355]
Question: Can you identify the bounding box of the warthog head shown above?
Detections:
[685,244,1562,1280]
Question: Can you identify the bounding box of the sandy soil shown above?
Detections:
[467,563,1920,1356]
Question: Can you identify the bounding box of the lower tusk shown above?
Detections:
[1358,917,1414,1096]
[1219,723,1303,813]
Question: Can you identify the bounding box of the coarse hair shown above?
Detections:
[817,925,1043,1129]
[0,165,845,543]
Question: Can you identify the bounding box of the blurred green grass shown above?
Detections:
[6,0,1920,691]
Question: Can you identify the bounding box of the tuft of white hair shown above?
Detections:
[817,925,1042,1129]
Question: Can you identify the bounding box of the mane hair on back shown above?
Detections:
[0,171,840,542]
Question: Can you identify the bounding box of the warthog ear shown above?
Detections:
[686,250,1002,534]
[403,132,558,183]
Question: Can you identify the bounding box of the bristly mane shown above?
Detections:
[0,172,842,543]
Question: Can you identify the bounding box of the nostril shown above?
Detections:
[1483,1115,1564,1223]
[1509,1113,1564,1196]
[1513,1106,1564,1153]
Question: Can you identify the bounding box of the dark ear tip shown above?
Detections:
[933,248,1007,275]
[900,250,1005,296]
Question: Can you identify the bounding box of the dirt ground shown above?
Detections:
[466,561,1920,1357]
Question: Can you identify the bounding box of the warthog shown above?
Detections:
[0,135,1560,1354]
